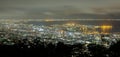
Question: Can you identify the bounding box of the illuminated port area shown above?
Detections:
[0,21,120,57]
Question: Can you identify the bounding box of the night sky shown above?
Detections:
[0,0,120,19]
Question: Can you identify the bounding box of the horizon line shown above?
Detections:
[0,19,120,22]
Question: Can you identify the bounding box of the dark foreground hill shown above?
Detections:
[0,41,120,57]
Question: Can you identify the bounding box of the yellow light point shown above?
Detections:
[65,22,76,26]
[44,19,54,22]
[100,25,112,33]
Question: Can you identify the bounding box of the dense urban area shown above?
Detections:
[0,22,120,57]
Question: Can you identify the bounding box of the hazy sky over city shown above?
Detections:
[0,0,120,19]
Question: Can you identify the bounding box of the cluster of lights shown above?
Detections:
[65,22,76,26]
[100,25,112,34]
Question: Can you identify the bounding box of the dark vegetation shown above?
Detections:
[0,40,120,57]
[0,31,120,57]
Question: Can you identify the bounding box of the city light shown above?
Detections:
[44,19,54,22]
[58,30,64,34]
[0,22,119,47]
[65,22,76,26]
[100,25,112,33]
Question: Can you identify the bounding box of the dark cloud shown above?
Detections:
[0,0,120,19]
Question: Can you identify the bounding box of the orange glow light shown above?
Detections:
[100,25,112,33]
[100,25,112,29]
